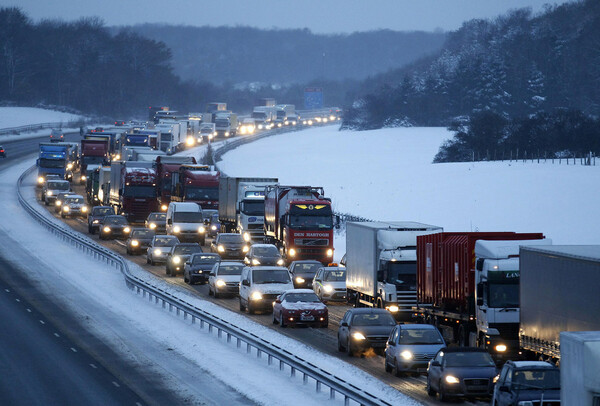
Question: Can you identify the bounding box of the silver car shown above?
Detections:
[384,324,446,376]
[146,235,180,265]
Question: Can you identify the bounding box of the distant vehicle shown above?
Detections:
[426,347,497,401]
[42,179,70,206]
[210,233,248,259]
[208,261,245,298]
[491,361,560,406]
[87,206,115,234]
[99,215,131,240]
[337,308,396,356]
[272,289,328,328]
[54,191,76,213]
[384,324,445,376]
[239,266,294,314]
[183,253,221,285]
[126,228,156,255]
[203,209,219,237]
[146,235,179,265]
[288,260,322,289]
[165,243,203,276]
[145,212,167,233]
[49,128,64,142]
[244,244,284,266]
[313,266,346,302]
[114,120,126,126]
[166,202,206,245]
[0,145,6,157]
[60,195,88,219]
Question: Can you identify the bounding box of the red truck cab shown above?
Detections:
[154,156,197,211]
[171,164,220,210]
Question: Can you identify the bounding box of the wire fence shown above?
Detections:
[469,149,597,166]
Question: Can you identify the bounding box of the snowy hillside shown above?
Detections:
[219,125,600,246]
[0,107,81,128]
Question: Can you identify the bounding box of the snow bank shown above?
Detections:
[0,107,81,128]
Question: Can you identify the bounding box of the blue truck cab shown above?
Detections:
[37,142,69,185]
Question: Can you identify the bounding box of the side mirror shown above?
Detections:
[204,219,209,225]
[499,385,510,393]
[314,279,321,283]
[335,215,341,229]
[431,360,441,367]
[275,299,281,304]
[167,219,172,225]
[209,272,215,276]
[341,322,349,327]
[477,297,483,306]
[242,280,250,286]
[387,340,396,346]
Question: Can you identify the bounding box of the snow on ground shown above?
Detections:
[0,107,85,142]
[219,125,600,246]
[0,156,420,406]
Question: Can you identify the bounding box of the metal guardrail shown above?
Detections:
[0,121,68,135]
[17,164,390,406]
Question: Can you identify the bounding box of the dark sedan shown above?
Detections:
[145,212,167,233]
[126,228,156,255]
[337,308,396,356]
[166,243,203,276]
[427,347,498,401]
[244,244,284,267]
[99,215,131,240]
[211,233,249,259]
[288,260,322,289]
[88,206,115,234]
[183,253,221,285]
[204,211,220,238]
[272,289,328,328]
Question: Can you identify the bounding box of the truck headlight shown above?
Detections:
[400,350,413,360]
[161,204,168,211]
[154,249,162,256]
[216,280,226,287]
[289,248,296,257]
[327,249,333,257]
[93,219,99,224]
[445,375,460,384]
[186,137,195,146]
[218,245,225,253]
[295,277,305,284]
[225,131,230,137]
[252,258,260,266]
[173,256,181,264]
[80,175,87,181]
[243,245,249,253]
[131,240,139,247]
[351,332,366,341]
[67,163,73,170]
[323,285,333,293]
[211,225,217,231]
[149,223,156,229]
[81,206,88,213]
[123,227,131,233]
[198,226,205,233]
[243,232,251,242]
[47,191,53,196]
[387,305,399,313]
[63,206,70,212]
[276,259,284,266]
[38,177,45,184]
[103,226,111,233]
[173,226,180,233]
[495,344,507,352]
[250,291,263,301]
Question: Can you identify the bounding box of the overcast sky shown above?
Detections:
[3,0,569,33]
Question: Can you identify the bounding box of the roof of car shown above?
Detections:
[246,266,288,271]
[65,194,84,199]
[290,260,322,265]
[508,361,557,369]
[347,308,393,315]
[218,233,242,237]
[438,347,488,353]
[104,215,127,219]
[251,243,277,248]
[175,243,202,247]
[284,289,315,294]
[399,324,438,330]
[218,261,245,266]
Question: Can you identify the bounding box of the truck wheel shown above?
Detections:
[458,326,467,347]
[239,298,246,312]
[247,302,255,315]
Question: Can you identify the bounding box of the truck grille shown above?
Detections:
[294,238,328,246]
[248,224,263,230]
[489,323,520,339]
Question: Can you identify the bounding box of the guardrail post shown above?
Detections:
[247,343,251,353]
[227,333,231,343]
[237,338,241,348]
[290,367,296,377]
[200,320,204,329]
[218,328,222,338]
[176,308,180,316]
[268,354,272,365]
[329,388,335,400]
[316,381,321,393]
[280,360,284,370]
[257,349,261,359]
[344,396,350,406]
[208,324,213,333]
[303,373,308,384]
[191,316,195,324]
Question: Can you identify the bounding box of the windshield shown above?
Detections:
[398,328,444,344]
[210,213,219,222]
[324,270,345,281]
[82,156,105,165]
[352,313,396,326]
[292,263,321,275]
[252,269,291,284]
[284,293,320,303]
[386,262,417,291]
[131,230,154,238]
[240,200,264,216]
[218,265,244,275]
[219,234,243,243]
[39,158,66,168]
[65,197,84,204]
[289,215,332,230]
[93,207,114,216]
[105,217,128,225]
[148,213,166,221]
[513,369,561,390]
[173,212,203,223]
[192,254,220,264]
[123,185,157,198]
[174,245,203,255]
[445,352,495,367]
[48,181,69,190]
[252,112,267,119]
[489,283,519,308]
[253,246,280,256]
[155,237,178,246]
[185,187,219,201]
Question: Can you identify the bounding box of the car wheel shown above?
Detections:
[165,266,171,276]
[146,257,150,264]
[438,381,448,402]
[320,321,328,328]
[426,379,436,397]
[126,249,130,255]
[184,274,189,284]
[150,257,155,266]
[392,358,402,377]
[44,199,49,206]
[280,312,286,327]
[239,298,246,312]
[337,334,345,352]
[61,213,65,218]
[247,301,255,315]
[208,286,213,296]
[213,288,219,299]
[272,313,278,324]
[384,357,393,373]
[346,339,353,357]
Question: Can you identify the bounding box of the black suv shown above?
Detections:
[492,360,560,405]
[88,206,115,234]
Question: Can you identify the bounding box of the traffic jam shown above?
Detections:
[33,104,569,405]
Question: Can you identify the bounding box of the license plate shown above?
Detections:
[300,315,314,321]
[417,368,427,373]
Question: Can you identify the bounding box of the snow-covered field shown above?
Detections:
[0,107,81,128]
[220,125,600,249]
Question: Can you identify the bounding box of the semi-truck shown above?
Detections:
[123,132,149,148]
[37,143,69,185]
[214,112,238,138]
[109,161,159,222]
[264,185,335,264]
[415,232,548,361]
[154,155,197,210]
[275,104,295,125]
[155,121,185,154]
[218,177,278,242]
[86,165,110,204]
[519,245,600,362]
[345,222,443,320]
[252,106,277,129]
[171,164,220,210]
[80,139,109,184]
[84,132,120,158]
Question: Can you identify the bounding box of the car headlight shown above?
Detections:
[161,204,168,211]
[445,375,460,384]
[81,206,88,213]
[173,226,180,233]
[493,374,500,384]
[495,344,507,352]
[154,249,162,256]
[123,227,131,233]
[387,305,399,313]
[323,285,333,293]
[63,206,70,212]
[400,350,413,360]
[250,291,263,301]
[149,223,156,229]
[131,240,139,247]
[296,277,305,284]
[67,163,73,169]
[276,259,284,266]
[225,131,229,136]
[252,258,260,266]
[114,154,121,160]
[289,248,296,257]
[80,175,86,181]
[351,332,366,341]
[243,232,251,242]
[211,225,217,231]
[218,245,225,253]
[56,200,62,206]
[93,219,99,224]
[198,226,205,233]
[243,245,249,253]
[38,177,45,184]
[103,226,111,233]
[173,256,181,264]
[215,280,226,287]
[47,191,53,196]
[327,248,333,257]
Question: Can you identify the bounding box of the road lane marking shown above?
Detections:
[112,381,120,388]
[90,363,97,369]
[15,298,20,302]
[54,333,60,337]
[70,347,77,353]
[39,320,45,325]
[27,308,31,312]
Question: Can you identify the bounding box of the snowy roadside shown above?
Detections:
[0,157,420,406]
